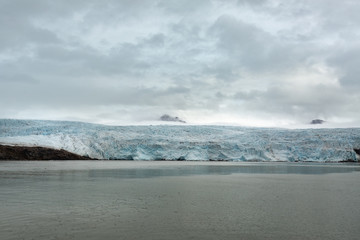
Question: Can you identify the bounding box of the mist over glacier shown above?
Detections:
[0,119,359,162]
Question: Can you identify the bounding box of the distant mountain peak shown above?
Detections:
[310,119,325,124]
[160,114,186,123]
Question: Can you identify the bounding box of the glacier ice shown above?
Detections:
[0,119,359,162]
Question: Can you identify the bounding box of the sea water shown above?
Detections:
[0,161,360,240]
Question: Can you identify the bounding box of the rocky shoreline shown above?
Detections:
[0,145,96,160]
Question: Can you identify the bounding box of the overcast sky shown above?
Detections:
[1,0,360,127]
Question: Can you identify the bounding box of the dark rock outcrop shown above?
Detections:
[160,114,186,123]
[310,119,325,124]
[0,145,95,160]
[354,149,360,155]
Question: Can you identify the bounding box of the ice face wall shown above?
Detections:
[1,119,359,161]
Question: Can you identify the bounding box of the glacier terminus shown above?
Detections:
[0,119,359,162]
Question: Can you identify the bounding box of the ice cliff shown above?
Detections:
[0,119,359,162]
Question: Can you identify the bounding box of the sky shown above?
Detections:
[1,0,360,127]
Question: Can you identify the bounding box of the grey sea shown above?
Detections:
[1,161,360,240]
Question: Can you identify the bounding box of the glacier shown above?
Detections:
[0,119,359,162]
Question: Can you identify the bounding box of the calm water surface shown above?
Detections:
[1,161,360,240]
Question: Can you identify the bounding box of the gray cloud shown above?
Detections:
[328,49,360,90]
[0,0,359,126]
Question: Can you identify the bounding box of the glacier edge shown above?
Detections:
[0,119,359,162]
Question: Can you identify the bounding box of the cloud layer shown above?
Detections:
[1,0,359,127]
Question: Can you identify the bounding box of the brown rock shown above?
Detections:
[0,145,96,160]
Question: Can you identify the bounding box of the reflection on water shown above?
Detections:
[1,161,360,180]
[88,164,360,179]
